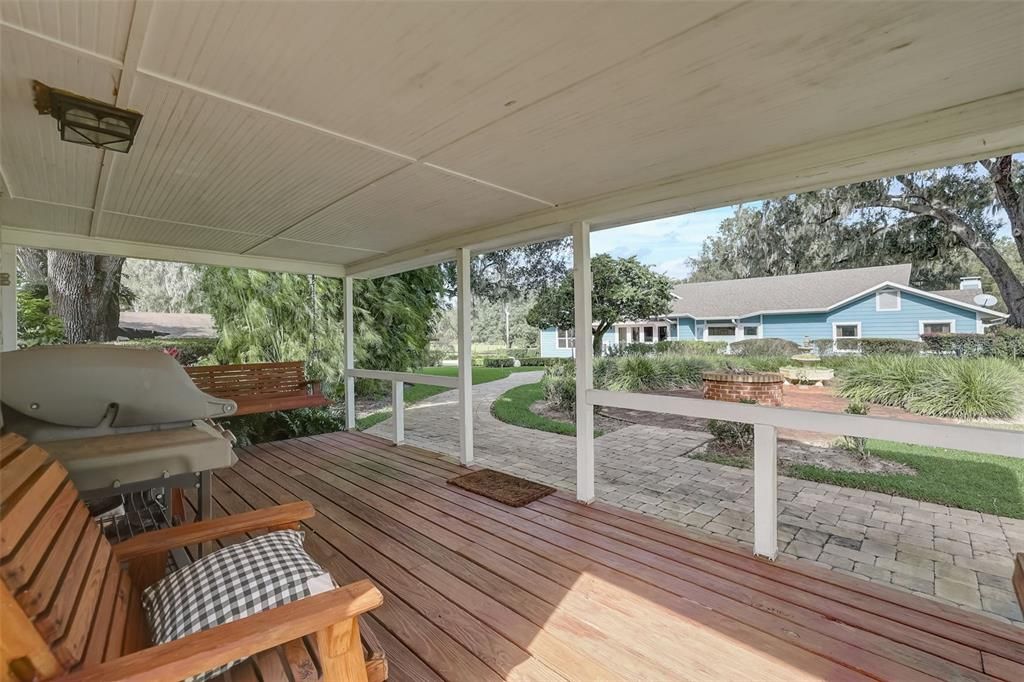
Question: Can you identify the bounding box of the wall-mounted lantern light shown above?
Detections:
[32,80,142,153]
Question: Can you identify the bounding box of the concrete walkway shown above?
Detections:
[367,371,1024,623]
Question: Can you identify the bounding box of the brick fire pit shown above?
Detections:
[702,370,784,406]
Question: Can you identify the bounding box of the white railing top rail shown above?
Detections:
[345,368,458,388]
[588,389,1023,459]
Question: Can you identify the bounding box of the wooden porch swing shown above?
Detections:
[185,361,330,416]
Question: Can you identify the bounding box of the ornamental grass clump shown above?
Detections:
[908,358,1024,420]
[838,355,1024,419]
[836,355,928,408]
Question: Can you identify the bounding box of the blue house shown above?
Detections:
[539,264,1008,357]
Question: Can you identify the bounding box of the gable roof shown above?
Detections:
[670,265,912,319]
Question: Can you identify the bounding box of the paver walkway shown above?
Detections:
[368,371,1024,623]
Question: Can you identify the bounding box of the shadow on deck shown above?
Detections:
[208,431,1023,681]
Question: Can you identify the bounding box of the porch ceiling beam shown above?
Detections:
[346,89,1024,278]
[88,0,154,238]
[0,227,346,278]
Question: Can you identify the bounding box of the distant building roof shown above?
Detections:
[670,264,914,319]
[932,289,985,305]
[118,312,216,338]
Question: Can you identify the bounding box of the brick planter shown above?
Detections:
[702,371,784,406]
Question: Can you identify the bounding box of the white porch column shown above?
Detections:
[343,275,356,430]
[392,380,405,445]
[456,247,474,465]
[753,424,778,559]
[572,221,595,503]
[0,245,16,352]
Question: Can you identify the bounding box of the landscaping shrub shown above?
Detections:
[603,343,656,357]
[729,338,799,356]
[114,337,218,366]
[838,355,1024,419]
[16,290,65,347]
[837,355,929,408]
[654,340,728,356]
[708,399,756,450]
[841,400,870,458]
[908,358,1024,419]
[604,356,674,392]
[542,362,576,411]
[226,407,345,446]
[859,338,923,355]
[922,328,1024,359]
[518,357,567,367]
[483,357,515,368]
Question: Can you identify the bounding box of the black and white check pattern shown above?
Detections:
[143,529,332,682]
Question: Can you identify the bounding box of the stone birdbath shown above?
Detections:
[779,353,834,386]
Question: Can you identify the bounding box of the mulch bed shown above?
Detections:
[448,469,556,507]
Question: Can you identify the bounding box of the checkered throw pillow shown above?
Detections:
[143,529,334,682]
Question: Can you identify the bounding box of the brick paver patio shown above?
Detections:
[368,371,1024,623]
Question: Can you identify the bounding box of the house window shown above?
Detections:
[618,327,628,345]
[834,323,861,339]
[658,326,668,342]
[921,321,954,335]
[875,290,901,311]
[630,327,641,343]
[556,327,575,349]
[743,326,759,337]
[643,326,654,343]
[707,326,735,337]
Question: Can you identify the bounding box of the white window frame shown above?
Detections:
[875,290,901,311]
[741,324,761,338]
[704,323,738,341]
[919,320,956,337]
[555,327,575,349]
[832,322,861,352]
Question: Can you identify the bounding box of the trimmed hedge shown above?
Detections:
[483,357,515,368]
[812,337,923,355]
[112,337,217,366]
[517,357,567,367]
[729,338,799,356]
[921,328,1024,359]
[655,340,728,356]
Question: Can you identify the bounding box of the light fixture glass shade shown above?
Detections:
[34,82,143,154]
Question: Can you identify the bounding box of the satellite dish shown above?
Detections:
[974,293,998,308]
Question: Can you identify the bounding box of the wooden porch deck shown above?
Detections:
[211,431,1023,681]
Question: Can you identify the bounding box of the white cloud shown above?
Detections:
[590,204,750,276]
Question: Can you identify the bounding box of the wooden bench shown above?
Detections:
[0,433,386,682]
[185,362,331,416]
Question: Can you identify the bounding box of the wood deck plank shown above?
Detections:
[215,432,1018,682]
[279,437,954,681]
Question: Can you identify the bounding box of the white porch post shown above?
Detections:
[392,380,405,445]
[343,275,356,430]
[0,244,16,352]
[456,247,474,465]
[753,424,778,559]
[573,221,595,503]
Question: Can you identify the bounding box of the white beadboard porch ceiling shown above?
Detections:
[1,0,1022,277]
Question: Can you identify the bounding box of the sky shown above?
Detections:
[589,204,743,281]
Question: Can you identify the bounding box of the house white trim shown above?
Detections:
[919,319,956,337]
[555,327,575,349]
[875,289,901,311]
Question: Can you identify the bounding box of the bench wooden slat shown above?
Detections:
[1,482,78,591]
[185,361,331,416]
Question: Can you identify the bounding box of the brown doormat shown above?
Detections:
[447,469,556,507]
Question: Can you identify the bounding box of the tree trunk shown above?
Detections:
[982,156,1024,263]
[46,251,126,343]
[593,322,611,356]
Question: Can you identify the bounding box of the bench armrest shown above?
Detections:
[58,580,383,682]
[113,502,315,562]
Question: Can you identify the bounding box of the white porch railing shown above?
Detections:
[587,389,1023,559]
[344,369,458,445]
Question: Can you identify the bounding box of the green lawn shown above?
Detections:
[491,381,578,436]
[356,366,540,430]
[692,439,1024,519]
[787,440,1024,519]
